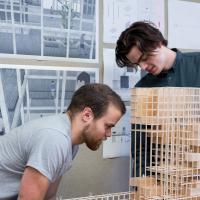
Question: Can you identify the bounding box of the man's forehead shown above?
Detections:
[127,47,142,59]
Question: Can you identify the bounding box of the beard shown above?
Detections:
[86,139,102,151]
[83,125,102,151]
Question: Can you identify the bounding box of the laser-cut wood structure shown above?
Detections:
[61,192,133,200]
[130,87,200,199]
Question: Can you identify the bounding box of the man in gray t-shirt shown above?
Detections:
[0,83,126,200]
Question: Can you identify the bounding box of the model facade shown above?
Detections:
[131,87,200,199]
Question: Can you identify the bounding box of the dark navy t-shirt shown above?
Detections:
[136,49,200,88]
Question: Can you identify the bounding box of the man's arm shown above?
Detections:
[18,166,50,200]
[45,177,62,200]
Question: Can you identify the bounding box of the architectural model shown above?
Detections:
[130,87,200,199]
[62,192,132,200]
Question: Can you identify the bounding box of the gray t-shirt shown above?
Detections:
[0,114,79,198]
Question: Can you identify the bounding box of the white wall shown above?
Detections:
[57,145,129,199]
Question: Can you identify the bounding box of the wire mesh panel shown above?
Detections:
[130,87,200,200]
[61,192,133,200]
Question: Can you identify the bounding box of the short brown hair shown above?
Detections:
[115,21,168,69]
[67,83,126,119]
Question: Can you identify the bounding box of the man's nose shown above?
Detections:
[139,62,148,70]
[106,130,112,137]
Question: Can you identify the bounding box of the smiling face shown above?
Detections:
[83,103,122,151]
[126,46,167,75]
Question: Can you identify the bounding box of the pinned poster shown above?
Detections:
[168,0,200,49]
[103,0,138,43]
[103,48,140,101]
[103,106,131,158]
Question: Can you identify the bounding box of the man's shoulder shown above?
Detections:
[182,51,200,56]
[174,50,200,71]
[25,114,71,138]
[179,50,200,61]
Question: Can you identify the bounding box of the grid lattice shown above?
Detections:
[61,192,133,200]
[131,87,200,199]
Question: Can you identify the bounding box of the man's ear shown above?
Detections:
[82,107,94,122]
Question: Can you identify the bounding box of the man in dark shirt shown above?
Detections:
[115,21,200,177]
[135,48,200,88]
[116,21,200,88]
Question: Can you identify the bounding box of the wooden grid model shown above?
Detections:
[61,192,132,200]
[130,87,200,200]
